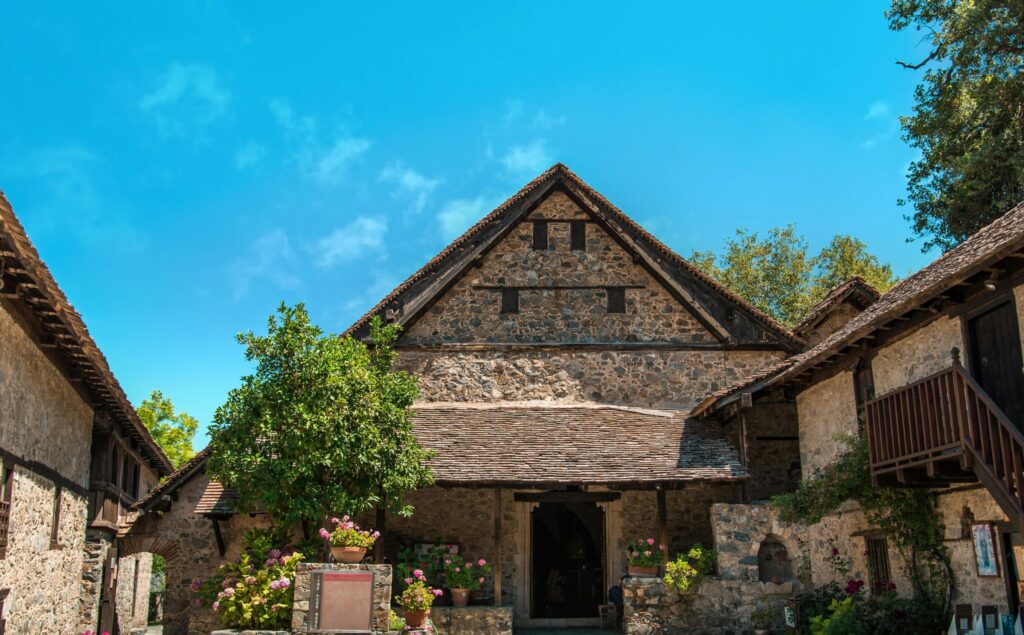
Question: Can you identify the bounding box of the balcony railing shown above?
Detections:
[865,349,1024,531]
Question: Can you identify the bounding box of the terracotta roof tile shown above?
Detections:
[792,277,880,336]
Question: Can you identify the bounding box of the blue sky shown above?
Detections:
[1,2,933,447]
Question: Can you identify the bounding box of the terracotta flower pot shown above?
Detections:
[450,588,471,607]
[330,546,367,563]
[404,608,430,628]
[627,565,659,577]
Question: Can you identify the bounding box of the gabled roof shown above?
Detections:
[148,401,747,516]
[693,199,1024,417]
[0,190,173,475]
[346,164,802,350]
[792,277,880,338]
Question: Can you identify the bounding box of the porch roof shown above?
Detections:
[411,401,747,487]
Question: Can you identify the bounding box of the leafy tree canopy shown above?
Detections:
[137,390,199,468]
[691,226,898,325]
[889,0,1024,250]
[207,303,433,529]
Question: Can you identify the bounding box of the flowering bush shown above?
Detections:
[824,538,851,577]
[397,568,443,611]
[662,544,714,593]
[443,555,492,590]
[625,537,666,567]
[397,544,450,587]
[319,515,379,549]
[193,528,303,629]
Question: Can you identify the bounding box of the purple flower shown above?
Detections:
[268,549,282,559]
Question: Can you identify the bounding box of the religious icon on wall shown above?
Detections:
[971,523,999,577]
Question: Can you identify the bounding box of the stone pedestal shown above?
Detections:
[428,605,513,634]
[291,563,392,634]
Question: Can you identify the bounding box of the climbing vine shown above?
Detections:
[772,433,953,620]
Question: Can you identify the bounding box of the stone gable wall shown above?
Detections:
[871,315,963,395]
[399,349,784,409]
[401,191,711,345]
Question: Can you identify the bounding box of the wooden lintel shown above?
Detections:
[513,491,621,503]
[212,518,226,556]
[493,488,503,606]
[657,489,669,567]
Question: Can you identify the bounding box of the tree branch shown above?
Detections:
[897,49,940,69]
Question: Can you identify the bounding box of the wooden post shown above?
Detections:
[375,506,386,564]
[656,488,669,567]
[493,488,503,606]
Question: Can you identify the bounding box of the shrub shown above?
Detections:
[193,528,303,629]
[750,598,779,630]
[662,544,715,593]
[443,555,492,590]
[396,569,443,611]
[388,609,405,630]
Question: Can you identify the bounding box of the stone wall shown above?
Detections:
[402,191,712,345]
[0,303,97,634]
[420,605,513,635]
[115,552,153,634]
[621,485,741,562]
[710,503,809,586]
[742,402,801,501]
[795,370,857,476]
[400,349,784,410]
[871,315,964,395]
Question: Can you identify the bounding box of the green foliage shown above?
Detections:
[691,227,898,325]
[207,304,433,528]
[887,0,1024,251]
[443,555,492,590]
[192,528,303,630]
[802,590,946,635]
[137,390,199,468]
[388,610,406,630]
[625,537,665,567]
[662,544,715,593]
[397,544,449,588]
[772,434,951,624]
[809,597,861,635]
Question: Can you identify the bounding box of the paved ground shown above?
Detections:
[515,630,616,634]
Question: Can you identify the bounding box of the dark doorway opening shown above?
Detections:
[967,300,1024,431]
[531,501,604,619]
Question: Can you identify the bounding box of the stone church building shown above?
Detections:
[131,164,823,632]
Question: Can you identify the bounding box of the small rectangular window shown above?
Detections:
[607,288,626,313]
[500,288,519,314]
[570,221,587,251]
[49,486,62,549]
[532,221,548,250]
[866,537,892,594]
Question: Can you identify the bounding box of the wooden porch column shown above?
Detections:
[374,506,386,564]
[656,488,669,567]
[493,488,503,606]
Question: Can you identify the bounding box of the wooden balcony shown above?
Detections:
[865,349,1024,531]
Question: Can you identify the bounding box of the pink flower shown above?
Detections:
[222,587,235,597]
[478,559,486,566]
[405,577,413,585]
[342,514,350,522]
[212,601,220,611]
[466,562,473,569]
[319,528,330,539]
[432,589,444,596]
[647,538,655,545]
[631,551,639,558]
[455,567,461,573]
[644,550,652,557]
[478,577,485,584]
[331,517,340,524]
[445,559,452,565]
[245,576,257,585]
[268,549,281,559]
[266,558,277,567]
[659,544,666,551]
[413,569,424,579]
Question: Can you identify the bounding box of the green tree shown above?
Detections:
[888,0,1024,251]
[692,227,899,326]
[137,390,199,468]
[206,303,433,531]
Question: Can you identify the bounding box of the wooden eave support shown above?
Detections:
[493,488,503,606]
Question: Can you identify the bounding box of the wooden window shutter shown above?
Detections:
[865,537,892,593]
[570,221,587,251]
[607,288,626,313]
[500,289,519,314]
[49,486,62,549]
[532,221,548,250]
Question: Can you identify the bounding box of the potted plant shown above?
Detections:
[397,569,443,628]
[750,598,778,635]
[625,537,665,576]
[443,556,492,607]
[319,515,379,563]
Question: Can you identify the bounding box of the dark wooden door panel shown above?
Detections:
[968,301,1024,430]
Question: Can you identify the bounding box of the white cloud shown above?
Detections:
[865,100,892,120]
[313,216,388,269]
[379,162,441,214]
[532,109,566,130]
[436,195,500,241]
[500,140,554,176]
[235,141,266,170]
[229,229,300,301]
[343,271,403,314]
[139,63,231,139]
[268,98,371,184]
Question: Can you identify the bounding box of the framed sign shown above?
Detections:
[309,570,375,633]
[971,523,1000,577]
